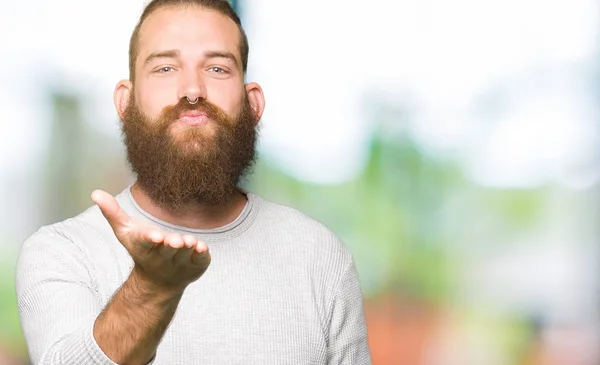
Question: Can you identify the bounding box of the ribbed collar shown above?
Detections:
[115,184,260,242]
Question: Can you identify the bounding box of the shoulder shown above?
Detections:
[17,204,114,282]
[251,194,354,269]
[22,187,132,252]
[15,205,110,296]
[21,204,109,251]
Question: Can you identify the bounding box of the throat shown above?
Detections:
[130,183,248,230]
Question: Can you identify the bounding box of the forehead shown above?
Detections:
[137,6,241,63]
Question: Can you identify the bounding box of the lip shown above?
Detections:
[178,111,208,126]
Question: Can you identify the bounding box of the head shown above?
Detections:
[128,0,249,84]
[114,0,265,209]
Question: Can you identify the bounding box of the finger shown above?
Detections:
[174,235,198,263]
[143,227,166,245]
[131,225,165,252]
[191,249,211,267]
[191,241,210,266]
[173,245,196,264]
[91,189,133,236]
[164,233,184,249]
[132,223,166,245]
[157,240,179,261]
[182,235,197,249]
[195,240,208,253]
[156,233,184,261]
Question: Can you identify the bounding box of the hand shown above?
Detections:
[91,189,211,290]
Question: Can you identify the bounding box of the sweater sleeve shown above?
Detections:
[326,259,372,365]
[15,226,119,365]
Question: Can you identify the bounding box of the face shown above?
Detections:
[134,5,248,121]
[115,5,265,208]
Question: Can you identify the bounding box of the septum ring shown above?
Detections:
[187,97,199,105]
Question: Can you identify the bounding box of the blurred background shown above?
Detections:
[1,0,600,364]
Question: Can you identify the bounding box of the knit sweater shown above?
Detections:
[16,186,371,364]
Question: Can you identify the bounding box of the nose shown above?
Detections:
[177,69,207,103]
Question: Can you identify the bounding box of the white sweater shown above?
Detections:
[16,187,371,364]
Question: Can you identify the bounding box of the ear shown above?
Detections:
[245,82,265,124]
[114,79,133,120]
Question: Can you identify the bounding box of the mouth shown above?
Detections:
[178,111,209,126]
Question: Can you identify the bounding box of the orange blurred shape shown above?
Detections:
[365,292,441,365]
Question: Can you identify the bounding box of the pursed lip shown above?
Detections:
[178,111,208,126]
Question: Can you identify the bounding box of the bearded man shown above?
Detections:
[16,1,371,364]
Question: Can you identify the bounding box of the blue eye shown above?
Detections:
[209,67,226,73]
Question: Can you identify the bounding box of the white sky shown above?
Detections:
[0,0,599,187]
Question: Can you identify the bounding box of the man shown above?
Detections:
[16,0,371,364]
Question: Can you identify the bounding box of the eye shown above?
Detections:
[156,66,174,73]
[209,67,226,74]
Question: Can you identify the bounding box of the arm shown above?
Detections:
[91,189,210,365]
[16,190,210,365]
[16,228,116,365]
[327,260,372,365]
[93,268,183,365]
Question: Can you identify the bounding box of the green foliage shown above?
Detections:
[0,267,27,358]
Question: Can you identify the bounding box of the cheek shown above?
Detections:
[207,85,246,116]
[136,85,172,119]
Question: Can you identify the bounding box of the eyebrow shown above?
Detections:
[144,49,180,66]
[143,49,240,68]
[204,51,240,68]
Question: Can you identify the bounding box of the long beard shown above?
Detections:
[121,94,258,210]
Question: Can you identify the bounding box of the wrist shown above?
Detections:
[129,266,186,300]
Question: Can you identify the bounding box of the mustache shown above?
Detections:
[159,97,231,125]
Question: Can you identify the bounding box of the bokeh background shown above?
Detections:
[1,0,600,364]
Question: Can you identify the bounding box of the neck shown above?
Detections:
[130,182,248,230]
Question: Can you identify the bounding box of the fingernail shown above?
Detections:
[149,231,163,242]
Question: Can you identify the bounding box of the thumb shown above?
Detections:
[91,189,133,237]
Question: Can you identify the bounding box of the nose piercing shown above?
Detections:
[187,97,199,105]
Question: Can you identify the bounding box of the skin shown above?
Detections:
[90,6,266,364]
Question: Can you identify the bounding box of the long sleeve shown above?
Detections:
[15,227,118,365]
[326,259,372,364]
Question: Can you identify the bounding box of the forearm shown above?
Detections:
[93,268,185,365]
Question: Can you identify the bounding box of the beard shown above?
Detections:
[120,92,258,210]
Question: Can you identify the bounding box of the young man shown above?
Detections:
[16,1,371,364]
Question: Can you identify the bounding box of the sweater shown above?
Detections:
[16,186,371,364]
